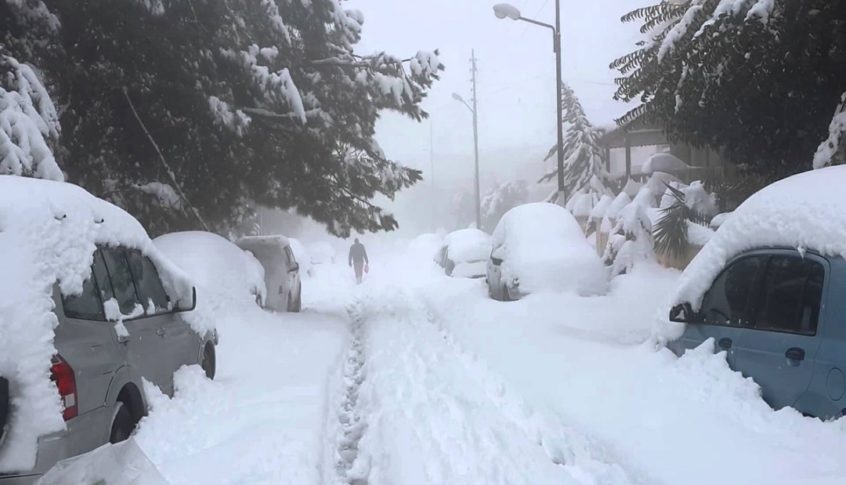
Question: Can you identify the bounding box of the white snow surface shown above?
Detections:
[309,241,337,265]
[672,166,846,313]
[51,238,846,484]
[0,175,193,472]
[443,228,491,263]
[154,231,266,306]
[589,194,614,220]
[492,203,607,296]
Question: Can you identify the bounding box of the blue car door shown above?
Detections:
[732,251,826,410]
[675,254,768,366]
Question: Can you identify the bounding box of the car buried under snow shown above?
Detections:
[664,166,846,420]
[486,203,607,301]
[0,176,216,484]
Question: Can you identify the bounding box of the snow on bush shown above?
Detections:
[0,176,194,472]
[492,203,607,296]
[590,194,613,221]
[154,231,266,306]
[443,228,491,264]
[0,55,62,181]
[673,165,846,314]
[813,92,846,170]
[604,186,657,276]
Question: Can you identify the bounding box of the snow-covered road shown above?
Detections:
[46,244,846,484]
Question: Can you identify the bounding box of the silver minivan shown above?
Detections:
[0,245,215,484]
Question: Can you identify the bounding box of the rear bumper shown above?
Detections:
[0,405,113,484]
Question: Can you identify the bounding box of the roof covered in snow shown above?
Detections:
[443,228,491,263]
[675,166,846,308]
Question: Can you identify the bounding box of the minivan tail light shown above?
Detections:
[50,355,78,421]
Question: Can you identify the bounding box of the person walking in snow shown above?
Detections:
[348,238,369,284]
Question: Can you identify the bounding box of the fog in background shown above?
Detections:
[259,0,644,248]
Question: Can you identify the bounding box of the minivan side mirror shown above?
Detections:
[669,302,696,323]
[175,287,197,312]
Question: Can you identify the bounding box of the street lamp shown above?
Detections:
[493,2,566,203]
[452,92,482,229]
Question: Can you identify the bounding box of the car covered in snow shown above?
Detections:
[235,235,302,312]
[486,203,607,301]
[665,166,846,420]
[0,176,215,483]
[435,228,492,278]
[155,231,267,307]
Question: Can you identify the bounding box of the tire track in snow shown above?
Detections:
[416,288,660,485]
[341,287,644,485]
[329,302,368,485]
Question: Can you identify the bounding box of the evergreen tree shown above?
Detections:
[480,180,528,232]
[542,83,609,202]
[0,0,62,181]
[613,0,846,186]
[10,0,443,236]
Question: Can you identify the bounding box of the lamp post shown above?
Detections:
[493,2,566,203]
[453,88,482,230]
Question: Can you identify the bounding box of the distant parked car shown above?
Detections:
[308,241,336,266]
[0,176,213,484]
[666,166,846,420]
[236,236,302,312]
[435,228,492,278]
[486,203,607,301]
[155,231,267,307]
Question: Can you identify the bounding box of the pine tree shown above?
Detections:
[480,180,528,232]
[613,0,846,186]
[0,0,62,181]
[12,0,444,236]
[542,83,609,202]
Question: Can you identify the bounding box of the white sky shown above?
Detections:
[348,0,645,187]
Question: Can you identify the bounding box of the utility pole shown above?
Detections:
[451,50,482,230]
[470,50,481,229]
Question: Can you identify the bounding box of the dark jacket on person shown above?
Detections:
[349,242,368,266]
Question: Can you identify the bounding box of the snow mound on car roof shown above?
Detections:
[155,231,266,305]
[674,166,846,310]
[0,176,194,472]
[444,228,491,263]
[493,203,607,295]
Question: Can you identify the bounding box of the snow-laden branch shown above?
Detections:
[813,92,846,170]
[0,55,63,180]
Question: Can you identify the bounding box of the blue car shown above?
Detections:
[668,247,846,420]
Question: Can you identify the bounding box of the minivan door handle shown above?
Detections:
[718,338,732,350]
[155,327,166,337]
[785,347,805,362]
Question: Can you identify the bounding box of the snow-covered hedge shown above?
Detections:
[0,176,197,472]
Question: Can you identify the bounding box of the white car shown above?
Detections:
[235,236,302,312]
[486,203,607,301]
[155,231,267,307]
[435,228,492,278]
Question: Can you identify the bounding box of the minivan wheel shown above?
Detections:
[109,403,134,444]
[202,344,216,380]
